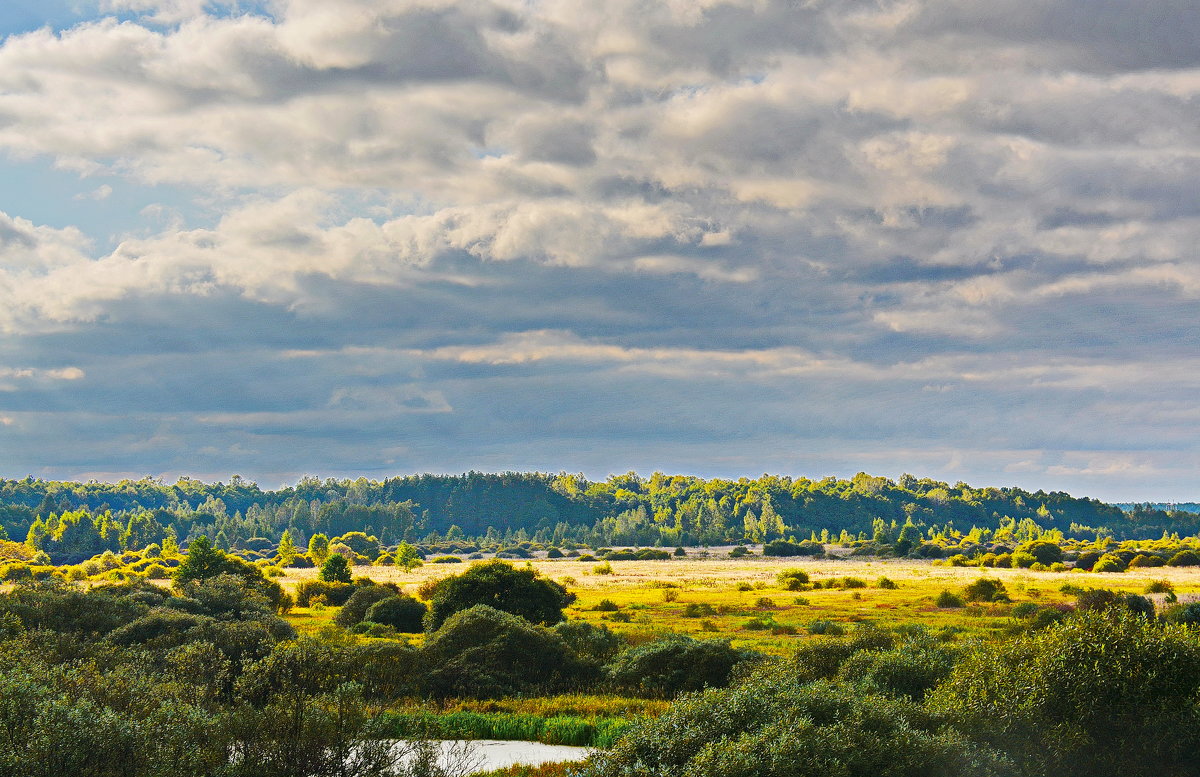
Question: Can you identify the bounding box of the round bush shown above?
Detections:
[364,595,426,632]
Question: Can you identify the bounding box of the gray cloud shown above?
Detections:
[1,0,1199,499]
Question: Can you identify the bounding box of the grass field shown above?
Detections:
[280,552,1200,653]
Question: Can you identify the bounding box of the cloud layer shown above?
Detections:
[1,0,1198,499]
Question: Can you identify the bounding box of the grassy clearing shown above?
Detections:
[282,555,1200,654]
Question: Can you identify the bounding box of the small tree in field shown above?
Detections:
[395,542,423,572]
[319,553,352,584]
[308,533,330,565]
[277,530,298,567]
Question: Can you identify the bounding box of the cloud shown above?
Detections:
[1,1,1199,498]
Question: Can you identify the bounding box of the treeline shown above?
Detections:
[2,471,1197,561]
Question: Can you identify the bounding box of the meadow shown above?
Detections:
[280,550,1200,653]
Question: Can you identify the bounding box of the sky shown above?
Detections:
[1,1,1199,501]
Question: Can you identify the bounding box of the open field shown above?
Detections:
[280,553,1200,653]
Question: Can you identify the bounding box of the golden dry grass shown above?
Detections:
[279,554,1200,653]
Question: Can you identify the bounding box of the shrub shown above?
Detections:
[1071,588,1154,618]
[1010,601,1040,618]
[808,620,846,636]
[963,578,1007,603]
[579,669,1011,777]
[364,595,426,632]
[1128,553,1164,568]
[836,577,867,590]
[592,562,614,575]
[545,548,564,559]
[728,546,750,558]
[423,559,576,632]
[673,547,686,557]
[936,590,965,608]
[553,620,624,664]
[837,639,957,701]
[318,554,353,584]
[932,610,1200,776]
[1161,601,1200,626]
[607,635,751,698]
[593,599,619,612]
[334,585,399,628]
[876,576,898,589]
[1018,540,1063,565]
[1144,579,1175,594]
[1167,550,1200,567]
[295,580,355,607]
[776,569,810,590]
[682,603,716,618]
[1011,552,1037,569]
[430,556,463,564]
[1092,555,1125,573]
[421,605,591,698]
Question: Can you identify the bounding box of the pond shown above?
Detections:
[396,739,592,774]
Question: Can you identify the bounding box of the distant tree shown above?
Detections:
[319,554,352,584]
[308,533,330,564]
[422,559,575,631]
[394,542,423,572]
[276,529,298,566]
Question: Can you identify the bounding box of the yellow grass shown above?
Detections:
[279,555,1200,653]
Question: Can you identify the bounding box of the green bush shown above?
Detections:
[932,610,1200,777]
[578,670,1010,777]
[364,594,426,633]
[962,578,1007,603]
[1167,550,1200,567]
[776,569,810,590]
[936,590,965,608]
[876,576,898,589]
[607,635,752,699]
[423,559,576,632]
[294,579,355,607]
[421,605,592,699]
[334,585,398,628]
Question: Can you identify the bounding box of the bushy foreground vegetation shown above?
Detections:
[579,610,1200,777]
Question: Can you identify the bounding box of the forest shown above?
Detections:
[2,470,1197,566]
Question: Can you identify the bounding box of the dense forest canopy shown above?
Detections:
[2,471,1195,563]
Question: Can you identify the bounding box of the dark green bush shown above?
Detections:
[364,595,426,633]
[423,560,575,632]
[294,580,355,607]
[421,605,592,699]
[334,585,398,628]
[607,635,752,699]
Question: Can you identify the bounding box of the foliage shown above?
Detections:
[931,610,1200,777]
[423,560,576,631]
[365,595,427,633]
[578,667,1011,777]
[334,584,400,628]
[420,605,592,699]
[606,635,753,698]
[319,553,353,584]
